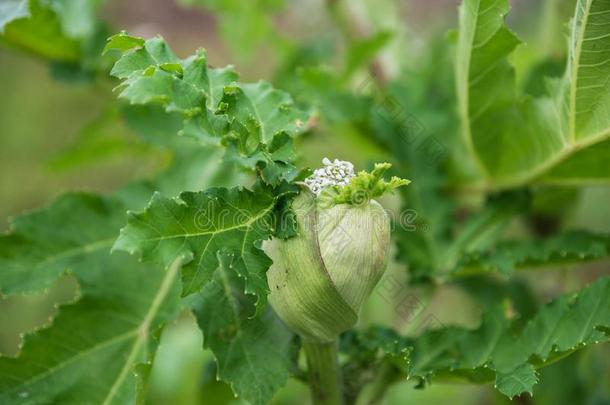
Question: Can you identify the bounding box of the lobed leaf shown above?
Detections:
[0,148,252,403]
[106,33,308,184]
[0,252,183,404]
[346,277,610,398]
[390,277,610,398]
[188,251,297,405]
[453,230,610,276]
[456,0,610,187]
[0,193,127,294]
[113,184,298,311]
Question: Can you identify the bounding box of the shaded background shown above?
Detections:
[1,0,609,404]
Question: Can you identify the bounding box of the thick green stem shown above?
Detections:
[303,340,344,405]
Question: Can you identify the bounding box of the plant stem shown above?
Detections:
[303,340,344,405]
[356,363,398,405]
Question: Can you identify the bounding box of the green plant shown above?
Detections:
[1,0,610,404]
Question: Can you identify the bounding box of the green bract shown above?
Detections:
[265,161,408,342]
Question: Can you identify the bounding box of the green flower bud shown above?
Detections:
[265,160,409,342]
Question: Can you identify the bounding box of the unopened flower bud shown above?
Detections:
[265,160,409,342]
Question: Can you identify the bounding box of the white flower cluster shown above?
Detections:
[304,158,355,195]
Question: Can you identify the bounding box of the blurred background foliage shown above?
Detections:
[1,0,609,404]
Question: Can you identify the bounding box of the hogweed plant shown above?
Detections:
[1,0,610,404]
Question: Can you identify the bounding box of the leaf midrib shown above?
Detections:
[4,258,182,404]
[4,330,138,394]
[569,0,594,143]
[135,203,274,243]
[101,257,183,404]
[35,238,115,269]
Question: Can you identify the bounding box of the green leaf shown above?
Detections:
[107,33,308,184]
[0,252,183,404]
[0,0,80,61]
[434,191,530,274]
[188,251,296,405]
[0,193,127,294]
[344,31,394,76]
[340,326,411,398]
[453,230,610,276]
[344,30,393,78]
[0,143,248,402]
[542,137,610,185]
[113,184,297,310]
[408,276,610,397]
[447,191,529,261]
[456,0,610,187]
[0,0,107,72]
[0,132,242,295]
[47,107,155,171]
[455,0,523,183]
[495,363,538,398]
[104,31,144,53]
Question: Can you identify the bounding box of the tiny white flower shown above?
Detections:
[304,157,355,195]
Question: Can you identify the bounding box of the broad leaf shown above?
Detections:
[113,184,297,309]
[0,0,106,67]
[452,230,610,276]
[0,193,127,294]
[410,276,610,397]
[106,33,308,184]
[440,191,530,273]
[188,252,296,405]
[0,131,244,295]
[347,277,610,398]
[455,0,521,183]
[0,0,79,61]
[0,252,182,404]
[0,145,250,401]
[456,0,610,187]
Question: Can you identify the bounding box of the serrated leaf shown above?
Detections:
[495,363,538,398]
[104,31,144,53]
[453,230,610,276]
[0,133,249,402]
[188,251,296,405]
[340,326,411,390]
[0,193,127,294]
[457,0,610,187]
[113,184,297,311]
[408,277,610,397]
[107,33,308,184]
[441,191,530,272]
[0,252,182,404]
